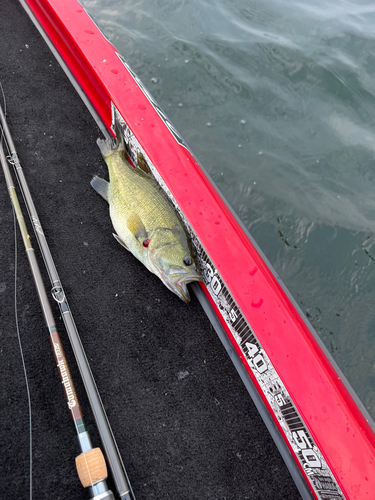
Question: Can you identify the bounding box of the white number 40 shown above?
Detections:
[245,342,268,374]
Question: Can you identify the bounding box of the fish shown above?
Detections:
[91,127,202,303]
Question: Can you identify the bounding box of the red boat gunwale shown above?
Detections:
[22,1,375,498]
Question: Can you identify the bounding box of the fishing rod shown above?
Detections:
[0,103,134,500]
[0,134,114,499]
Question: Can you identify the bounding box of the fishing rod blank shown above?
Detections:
[0,104,134,500]
[0,136,115,499]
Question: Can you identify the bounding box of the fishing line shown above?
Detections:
[12,201,33,500]
[0,81,33,500]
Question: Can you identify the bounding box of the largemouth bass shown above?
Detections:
[91,131,202,303]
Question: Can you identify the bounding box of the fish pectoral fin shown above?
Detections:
[113,233,130,251]
[127,213,148,241]
[91,175,109,202]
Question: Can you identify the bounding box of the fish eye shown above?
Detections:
[183,257,192,266]
[143,239,150,247]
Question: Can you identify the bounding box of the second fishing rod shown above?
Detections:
[0,103,135,500]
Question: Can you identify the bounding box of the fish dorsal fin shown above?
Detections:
[113,233,129,251]
[137,152,153,177]
[127,213,148,241]
[91,175,109,202]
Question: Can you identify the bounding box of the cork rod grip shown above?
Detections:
[76,448,108,488]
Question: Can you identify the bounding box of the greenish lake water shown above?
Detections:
[82,0,375,419]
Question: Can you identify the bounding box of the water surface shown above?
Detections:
[82,0,375,418]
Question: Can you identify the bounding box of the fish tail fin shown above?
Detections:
[96,119,125,157]
[96,137,118,157]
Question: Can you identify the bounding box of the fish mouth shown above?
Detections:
[163,273,202,303]
[147,246,202,302]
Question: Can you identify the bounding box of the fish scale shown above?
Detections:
[109,152,177,229]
